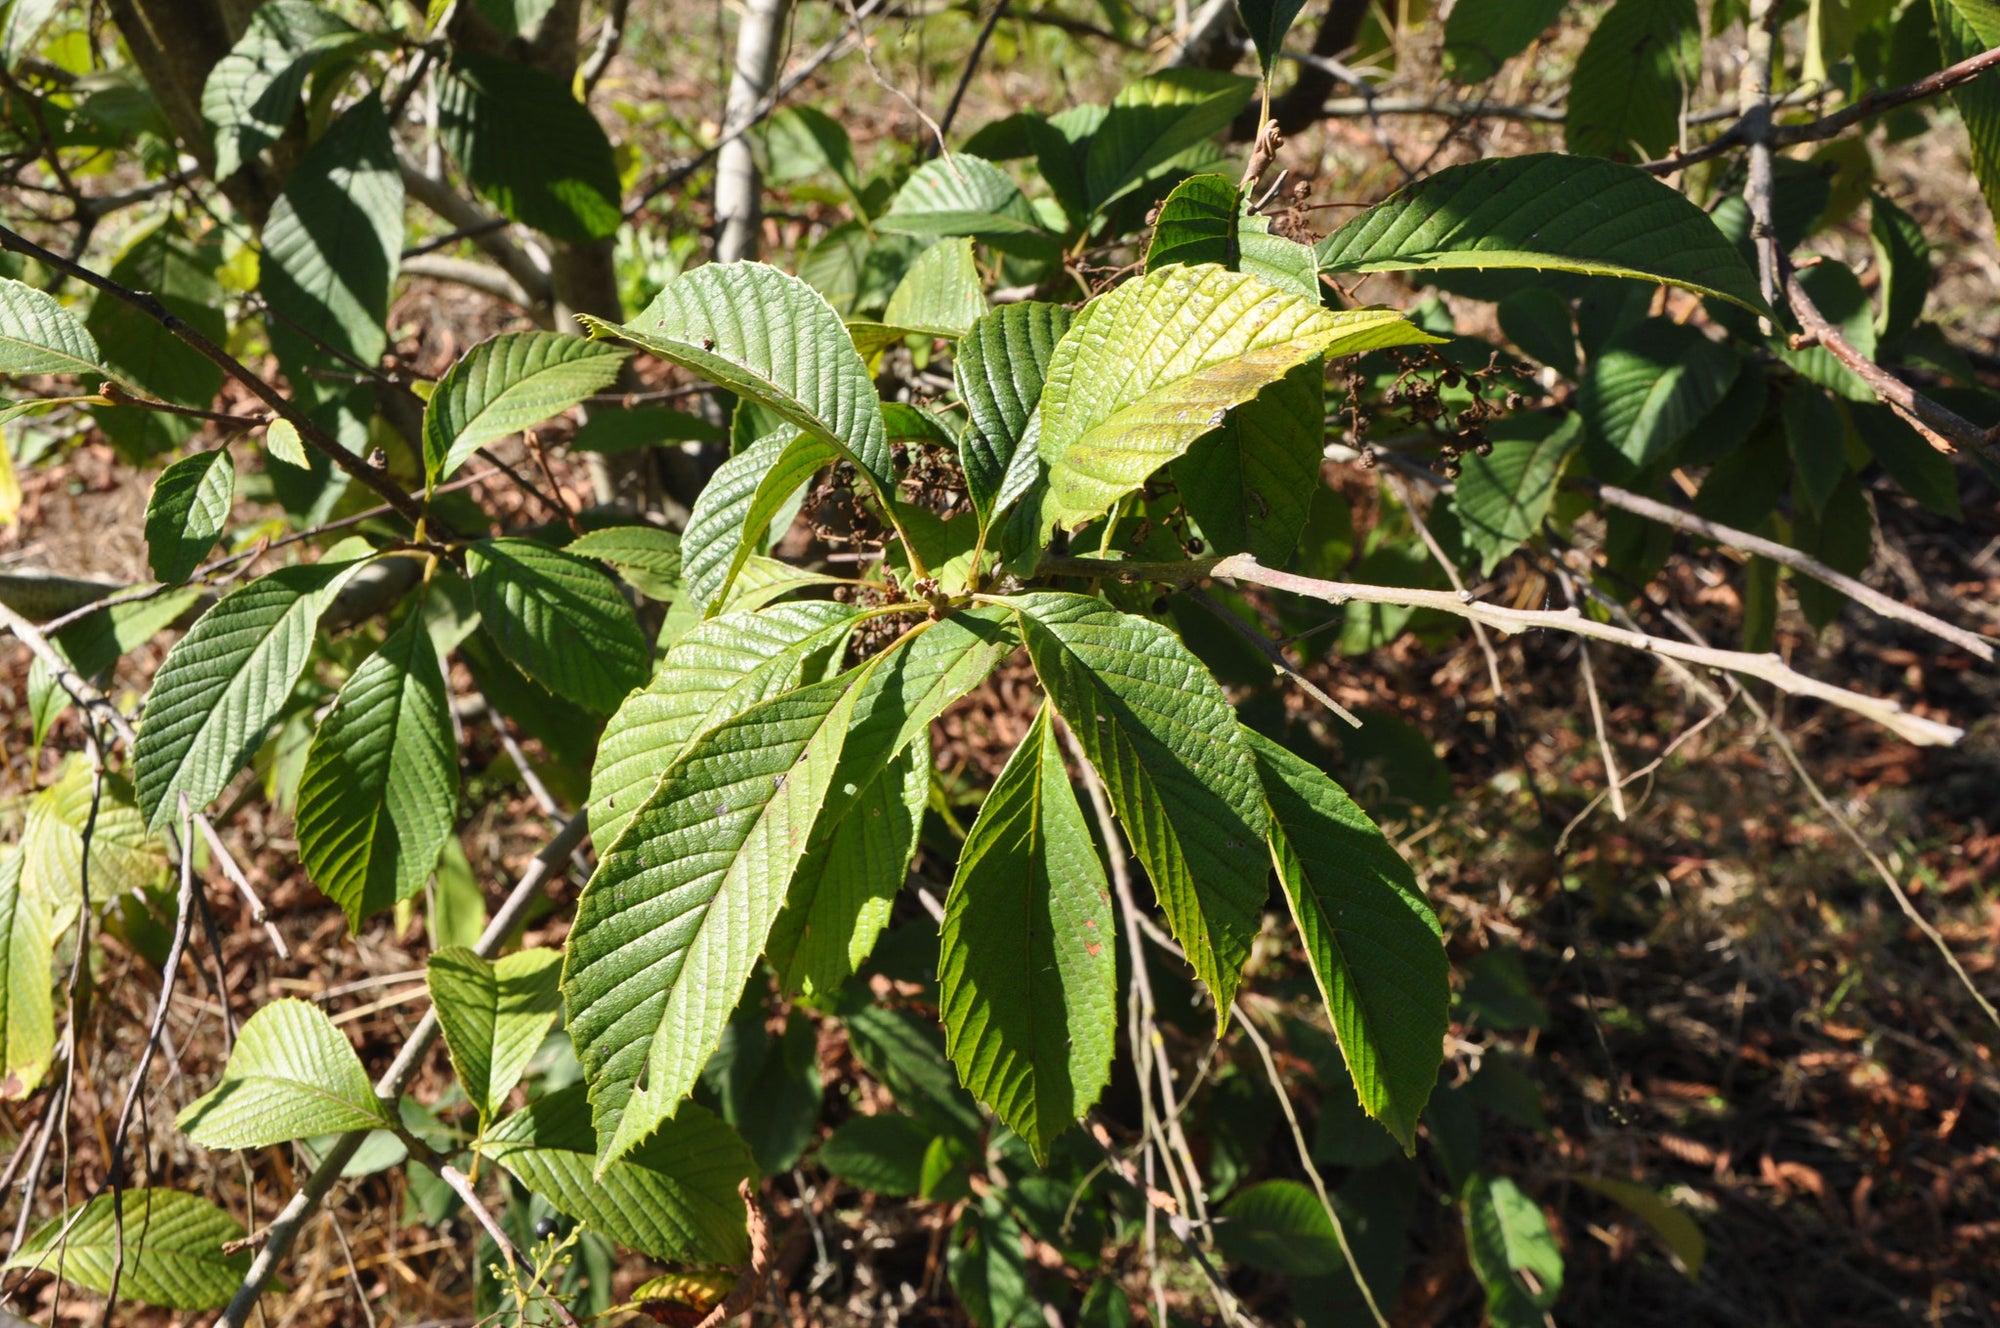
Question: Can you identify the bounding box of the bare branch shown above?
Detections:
[1037,554,1965,746]
[397,161,555,313]
[1785,268,2000,468]
[716,0,796,263]
[1578,479,1995,659]
[400,253,537,308]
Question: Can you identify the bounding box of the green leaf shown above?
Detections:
[766,105,866,214]
[1171,355,1326,564]
[132,553,369,832]
[1038,263,1429,532]
[878,155,1062,259]
[563,666,874,1168]
[201,0,373,181]
[1144,172,1240,270]
[845,1005,984,1141]
[480,1083,754,1265]
[880,236,986,337]
[466,537,648,714]
[0,277,104,377]
[816,1112,932,1195]
[1570,1175,1704,1280]
[1794,472,1875,631]
[1449,414,1581,575]
[1236,0,1310,77]
[1084,70,1257,211]
[1462,1174,1564,1327]
[1783,259,1877,400]
[765,731,927,998]
[22,755,168,937]
[88,222,228,459]
[1565,0,1698,160]
[1935,0,2000,221]
[1497,286,1578,377]
[422,332,631,487]
[939,704,1116,1163]
[177,997,392,1146]
[1783,383,1849,519]
[571,405,725,454]
[259,93,401,376]
[1215,1179,1348,1276]
[1317,155,1769,315]
[1244,728,1448,1149]
[296,607,458,930]
[1239,225,1321,299]
[1578,318,1741,479]
[426,945,562,1124]
[1002,592,1268,1019]
[951,1197,1036,1328]
[588,601,859,851]
[0,851,55,1100]
[439,51,622,243]
[1869,191,1931,342]
[579,262,894,496]
[702,1004,822,1175]
[264,417,308,468]
[1849,400,1959,518]
[5,1189,248,1311]
[768,605,1013,993]
[955,302,1073,524]
[567,523,683,598]
[1443,0,1566,82]
[681,431,836,614]
[145,449,234,584]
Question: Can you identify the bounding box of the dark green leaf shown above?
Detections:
[1934,0,2000,220]
[955,301,1074,524]
[1005,592,1269,1019]
[1236,0,1310,76]
[481,1084,754,1264]
[133,552,369,831]
[422,332,631,487]
[702,1005,821,1176]
[1565,0,1698,160]
[201,0,372,180]
[1849,400,1958,517]
[1172,355,1326,564]
[1317,155,1768,314]
[1869,191,1931,343]
[939,705,1117,1162]
[1579,319,1741,479]
[87,222,227,459]
[1782,383,1849,519]
[817,1113,931,1195]
[1216,1179,1347,1275]
[144,449,234,583]
[1246,728,1447,1148]
[296,606,458,929]
[1084,70,1257,211]
[259,94,401,376]
[466,538,648,715]
[1443,0,1566,82]
[427,946,563,1124]
[1449,414,1581,575]
[5,1189,248,1311]
[439,52,622,243]
[1144,172,1240,270]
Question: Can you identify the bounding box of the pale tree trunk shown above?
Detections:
[715,0,793,263]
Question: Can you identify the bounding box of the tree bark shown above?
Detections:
[715,0,793,263]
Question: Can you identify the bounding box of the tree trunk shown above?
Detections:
[715,0,793,263]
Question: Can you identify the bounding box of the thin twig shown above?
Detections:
[1232,1002,1388,1328]
[1640,42,2000,174]
[1038,555,1965,746]
[1577,478,1995,659]
[936,0,1009,146]
[1559,573,1627,823]
[1785,268,2000,468]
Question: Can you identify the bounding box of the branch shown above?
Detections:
[1785,268,2000,468]
[1039,554,1965,747]
[1313,93,1564,123]
[217,811,590,1327]
[397,161,554,312]
[579,0,630,95]
[1576,479,1995,660]
[0,223,430,529]
[400,253,537,308]
[1641,42,2000,174]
